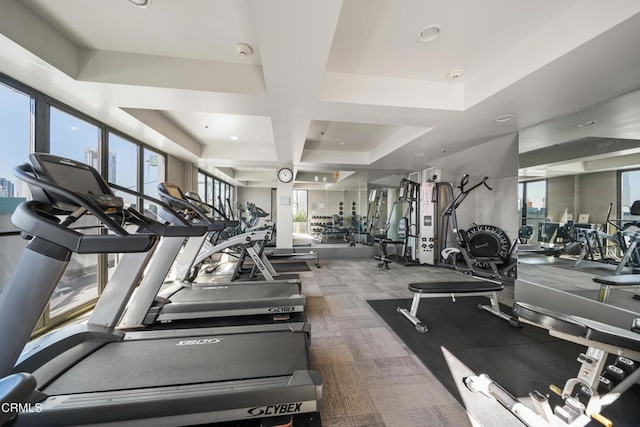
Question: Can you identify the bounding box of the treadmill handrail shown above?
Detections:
[13,164,129,237]
[185,194,230,221]
[109,183,207,238]
[109,182,193,228]
[158,182,238,228]
[11,202,157,254]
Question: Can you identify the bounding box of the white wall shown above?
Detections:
[430,133,519,241]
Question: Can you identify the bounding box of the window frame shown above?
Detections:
[0,72,170,336]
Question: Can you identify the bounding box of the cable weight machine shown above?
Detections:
[426,174,516,280]
[375,179,422,267]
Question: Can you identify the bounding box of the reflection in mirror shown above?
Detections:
[299,171,369,247]
[517,90,640,325]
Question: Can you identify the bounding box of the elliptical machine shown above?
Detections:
[439,175,516,280]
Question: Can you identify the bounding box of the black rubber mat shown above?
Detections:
[368,297,640,426]
[242,262,310,272]
[271,262,312,272]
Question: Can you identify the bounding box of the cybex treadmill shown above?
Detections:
[116,181,307,329]
[160,182,299,283]
[0,153,322,426]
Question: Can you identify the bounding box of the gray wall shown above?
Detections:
[545,171,617,225]
[546,175,575,222]
[577,171,617,224]
[166,155,186,191]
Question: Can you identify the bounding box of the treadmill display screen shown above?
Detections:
[164,184,185,200]
[41,159,109,196]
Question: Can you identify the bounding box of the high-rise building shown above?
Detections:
[84,147,99,170]
[108,151,116,182]
[0,178,15,198]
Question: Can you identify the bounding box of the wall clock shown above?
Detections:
[278,167,293,183]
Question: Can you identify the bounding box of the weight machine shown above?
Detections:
[375,179,422,268]
[434,175,516,280]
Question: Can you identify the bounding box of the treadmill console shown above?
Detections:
[28,153,124,213]
[161,182,187,201]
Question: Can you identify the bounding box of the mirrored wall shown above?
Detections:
[517,90,640,323]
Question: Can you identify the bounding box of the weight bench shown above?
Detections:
[465,302,640,427]
[591,274,640,303]
[397,280,521,333]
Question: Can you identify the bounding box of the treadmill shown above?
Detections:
[161,183,300,283]
[0,153,322,426]
[117,182,307,329]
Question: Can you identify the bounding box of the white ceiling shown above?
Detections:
[2,0,640,188]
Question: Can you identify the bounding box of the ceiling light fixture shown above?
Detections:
[414,152,425,157]
[575,120,598,128]
[494,114,514,123]
[447,69,464,80]
[234,43,253,57]
[128,0,151,8]
[418,24,441,43]
[230,136,239,141]
[338,141,346,145]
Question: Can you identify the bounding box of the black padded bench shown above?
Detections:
[591,274,640,303]
[397,280,519,333]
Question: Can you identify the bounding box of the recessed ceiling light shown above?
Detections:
[128,0,151,8]
[447,69,464,80]
[230,136,239,141]
[414,152,425,157]
[494,114,514,123]
[418,25,441,43]
[338,141,346,145]
[575,120,598,128]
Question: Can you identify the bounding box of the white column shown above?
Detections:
[276,169,294,249]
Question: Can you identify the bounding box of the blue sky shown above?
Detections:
[0,83,163,200]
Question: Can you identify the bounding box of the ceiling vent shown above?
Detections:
[234,43,253,57]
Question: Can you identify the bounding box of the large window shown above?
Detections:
[198,169,234,220]
[519,180,547,243]
[50,106,101,170]
[49,106,103,316]
[0,82,32,293]
[198,171,206,202]
[143,147,166,216]
[108,132,139,209]
[293,190,308,234]
[0,73,172,333]
[620,169,640,222]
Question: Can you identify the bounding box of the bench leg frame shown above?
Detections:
[398,291,521,333]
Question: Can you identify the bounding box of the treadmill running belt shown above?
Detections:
[43,332,309,394]
[167,282,302,303]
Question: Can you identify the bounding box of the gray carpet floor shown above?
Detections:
[296,258,520,426]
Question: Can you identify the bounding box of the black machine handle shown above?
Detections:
[109,183,207,237]
[159,184,238,229]
[13,164,130,237]
[11,201,157,254]
[459,174,492,192]
[187,194,235,224]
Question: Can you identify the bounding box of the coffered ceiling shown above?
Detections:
[1,0,640,188]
